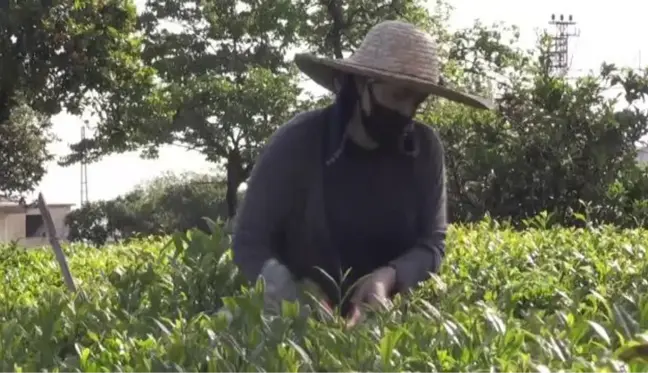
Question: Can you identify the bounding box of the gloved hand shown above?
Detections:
[258,258,298,315]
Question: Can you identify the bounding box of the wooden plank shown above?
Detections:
[37,193,77,293]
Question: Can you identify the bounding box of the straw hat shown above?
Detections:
[294,20,494,110]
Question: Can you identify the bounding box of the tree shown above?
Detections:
[61,0,648,228]
[0,0,153,195]
[61,0,306,217]
[420,32,648,226]
[65,200,111,246]
[61,0,443,218]
[0,103,54,195]
[296,0,446,59]
[66,172,231,246]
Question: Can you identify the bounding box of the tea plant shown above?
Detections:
[2,218,648,371]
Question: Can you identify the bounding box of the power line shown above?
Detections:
[548,14,580,77]
[80,124,89,207]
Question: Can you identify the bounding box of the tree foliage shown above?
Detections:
[62,0,308,217]
[421,32,648,226]
[66,172,230,246]
[61,0,436,217]
[0,0,152,194]
[0,103,54,195]
[55,0,648,230]
[296,0,444,59]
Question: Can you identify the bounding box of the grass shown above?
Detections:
[2,216,648,371]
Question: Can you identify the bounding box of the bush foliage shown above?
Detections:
[3,218,648,371]
[65,172,231,246]
[424,38,648,226]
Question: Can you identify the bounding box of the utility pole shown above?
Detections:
[80,124,89,206]
[548,14,579,77]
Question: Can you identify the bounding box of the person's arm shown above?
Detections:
[232,112,312,282]
[388,127,447,293]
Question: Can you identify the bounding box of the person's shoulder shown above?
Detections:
[271,107,330,143]
[413,120,444,152]
[260,107,330,160]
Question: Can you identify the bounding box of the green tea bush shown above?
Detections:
[2,218,648,372]
[65,172,231,246]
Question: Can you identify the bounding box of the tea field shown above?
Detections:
[2,218,648,372]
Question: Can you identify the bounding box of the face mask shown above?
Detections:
[360,85,413,150]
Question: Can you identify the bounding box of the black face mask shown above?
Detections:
[360,85,414,150]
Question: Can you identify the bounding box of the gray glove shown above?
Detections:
[258,258,298,315]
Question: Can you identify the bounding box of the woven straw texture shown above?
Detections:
[294,20,493,110]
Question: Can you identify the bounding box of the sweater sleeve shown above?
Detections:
[389,126,448,293]
[232,112,313,282]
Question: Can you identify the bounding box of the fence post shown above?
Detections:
[37,192,77,293]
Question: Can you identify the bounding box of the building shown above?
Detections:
[638,146,648,164]
[0,198,74,248]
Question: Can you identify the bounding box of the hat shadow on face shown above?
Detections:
[335,75,425,118]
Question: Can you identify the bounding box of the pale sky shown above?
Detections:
[32,0,648,207]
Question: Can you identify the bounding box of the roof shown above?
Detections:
[0,204,27,213]
[42,203,75,208]
[0,198,75,213]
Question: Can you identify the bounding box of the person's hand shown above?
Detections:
[346,266,397,327]
[258,258,298,315]
[299,279,335,319]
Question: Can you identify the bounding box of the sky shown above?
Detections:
[31,0,648,207]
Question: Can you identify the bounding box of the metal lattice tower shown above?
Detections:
[548,14,579,77]
[80,125,89,206]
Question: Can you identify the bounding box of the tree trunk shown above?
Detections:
[0,93,12,124]
[225,175,240,219]
[225,150,247,219]
[322,0,345,59]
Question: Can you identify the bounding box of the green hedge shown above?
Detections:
[2,218,648,371]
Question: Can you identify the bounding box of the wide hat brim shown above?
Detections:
[295,53,495,111]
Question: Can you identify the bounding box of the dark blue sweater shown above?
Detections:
[323,136,421,294]
[232,105,447,316]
